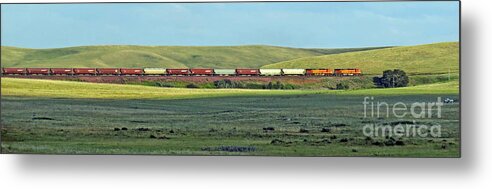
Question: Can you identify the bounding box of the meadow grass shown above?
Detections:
[1,94,460,156]
[1,78,459,100]
[262,42,459,75]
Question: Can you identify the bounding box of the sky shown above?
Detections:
[1,2,459,48]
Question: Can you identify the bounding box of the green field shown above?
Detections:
[262,42,459,75]
[1,78,459,156]
[1,78,458,100]
[0,41,460,156]
[1,45,385,69]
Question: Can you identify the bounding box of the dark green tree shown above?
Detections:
[373,69,409,88]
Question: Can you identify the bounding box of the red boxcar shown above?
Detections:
[120,68,143,75]
[190,68,214,75]
[236,69,259,75]
[97,68,120,75]
[27,68,50,75]
[2,68,26,75]
[50,68,74,75]
[167,69,190,75]
[74,68,97,75]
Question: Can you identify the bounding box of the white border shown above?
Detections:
[2,0,491,189]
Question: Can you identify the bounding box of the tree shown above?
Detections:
[373,69,409,88]
[336,83,350,90]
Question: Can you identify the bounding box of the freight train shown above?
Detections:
[1,68,362,76]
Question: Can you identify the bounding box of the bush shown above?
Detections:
[214,79,244,88]
[299,128,309,133]
[336,83,350,90]
[155,82,175,88]
[283,84,297,89]
[244,83,264,89]
[373,69,409,88]
[321,128,331,133]
[186,83,199,88]
[264,81,295,89]
[214,79,296,90]
[201,146,257,152]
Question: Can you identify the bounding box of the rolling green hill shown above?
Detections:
[262,42,459,75]
[1,45,385,69]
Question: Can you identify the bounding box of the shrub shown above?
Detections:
[271,139,285,145]
[321,128,331,133]
[373,69,409,88]
[263,81,295,89]
[155,82,175,88]
[299,128,309,133]
[186,83,199,88]
[201,146,256,152]
[214,79,244,88]
[336,83,350,90]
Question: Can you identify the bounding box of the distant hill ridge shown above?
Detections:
[1,45,386,69]
[262,42,459,75]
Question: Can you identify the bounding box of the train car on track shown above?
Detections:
[236,69,259,76]
[27,68,50,75]
[214,69,236,76]
[1,67,363,77]
[97,68,120,75]
[190,68,214,76]
[143,68,167,75]
[306,69,333,76]
[167,69,190,76]
[334,68,362,76]
[2,68,26,75]
[120,68,143,75]
[74,68,97,75]
[259,69,282,76]
[51,68,74,75]
[282,69,306,76]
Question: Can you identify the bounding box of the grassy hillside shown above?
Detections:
[262,42,459,75]
[1,78,458,100]
[1,45,385,69]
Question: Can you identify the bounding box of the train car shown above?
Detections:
[306,69,333,76]
[74,68,97,75]
[236,69,259,76]
[259,69,282,76]
[2,68,26,75]
[190,68,214,76]
[214,69,236,76]
[143,68,167,75]
[51,68,74,75]
[282,69,306,76]
[27,68,50,75]
[167,69,190,75]
[120,68,144,75]
[334,68,362,76]
[97,68,120,75]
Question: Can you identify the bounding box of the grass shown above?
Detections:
[344,80,459,95]
[262,42,459,75]
[1,94,459,156]
[1,78,327,99]
[1,78,459,100]
[1,45,385,69]
[0,41,460,156]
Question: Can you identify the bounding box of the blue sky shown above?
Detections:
[1,2,459,48]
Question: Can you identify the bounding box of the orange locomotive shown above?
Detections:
[306,69,333,76]
[334,68,362,76]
